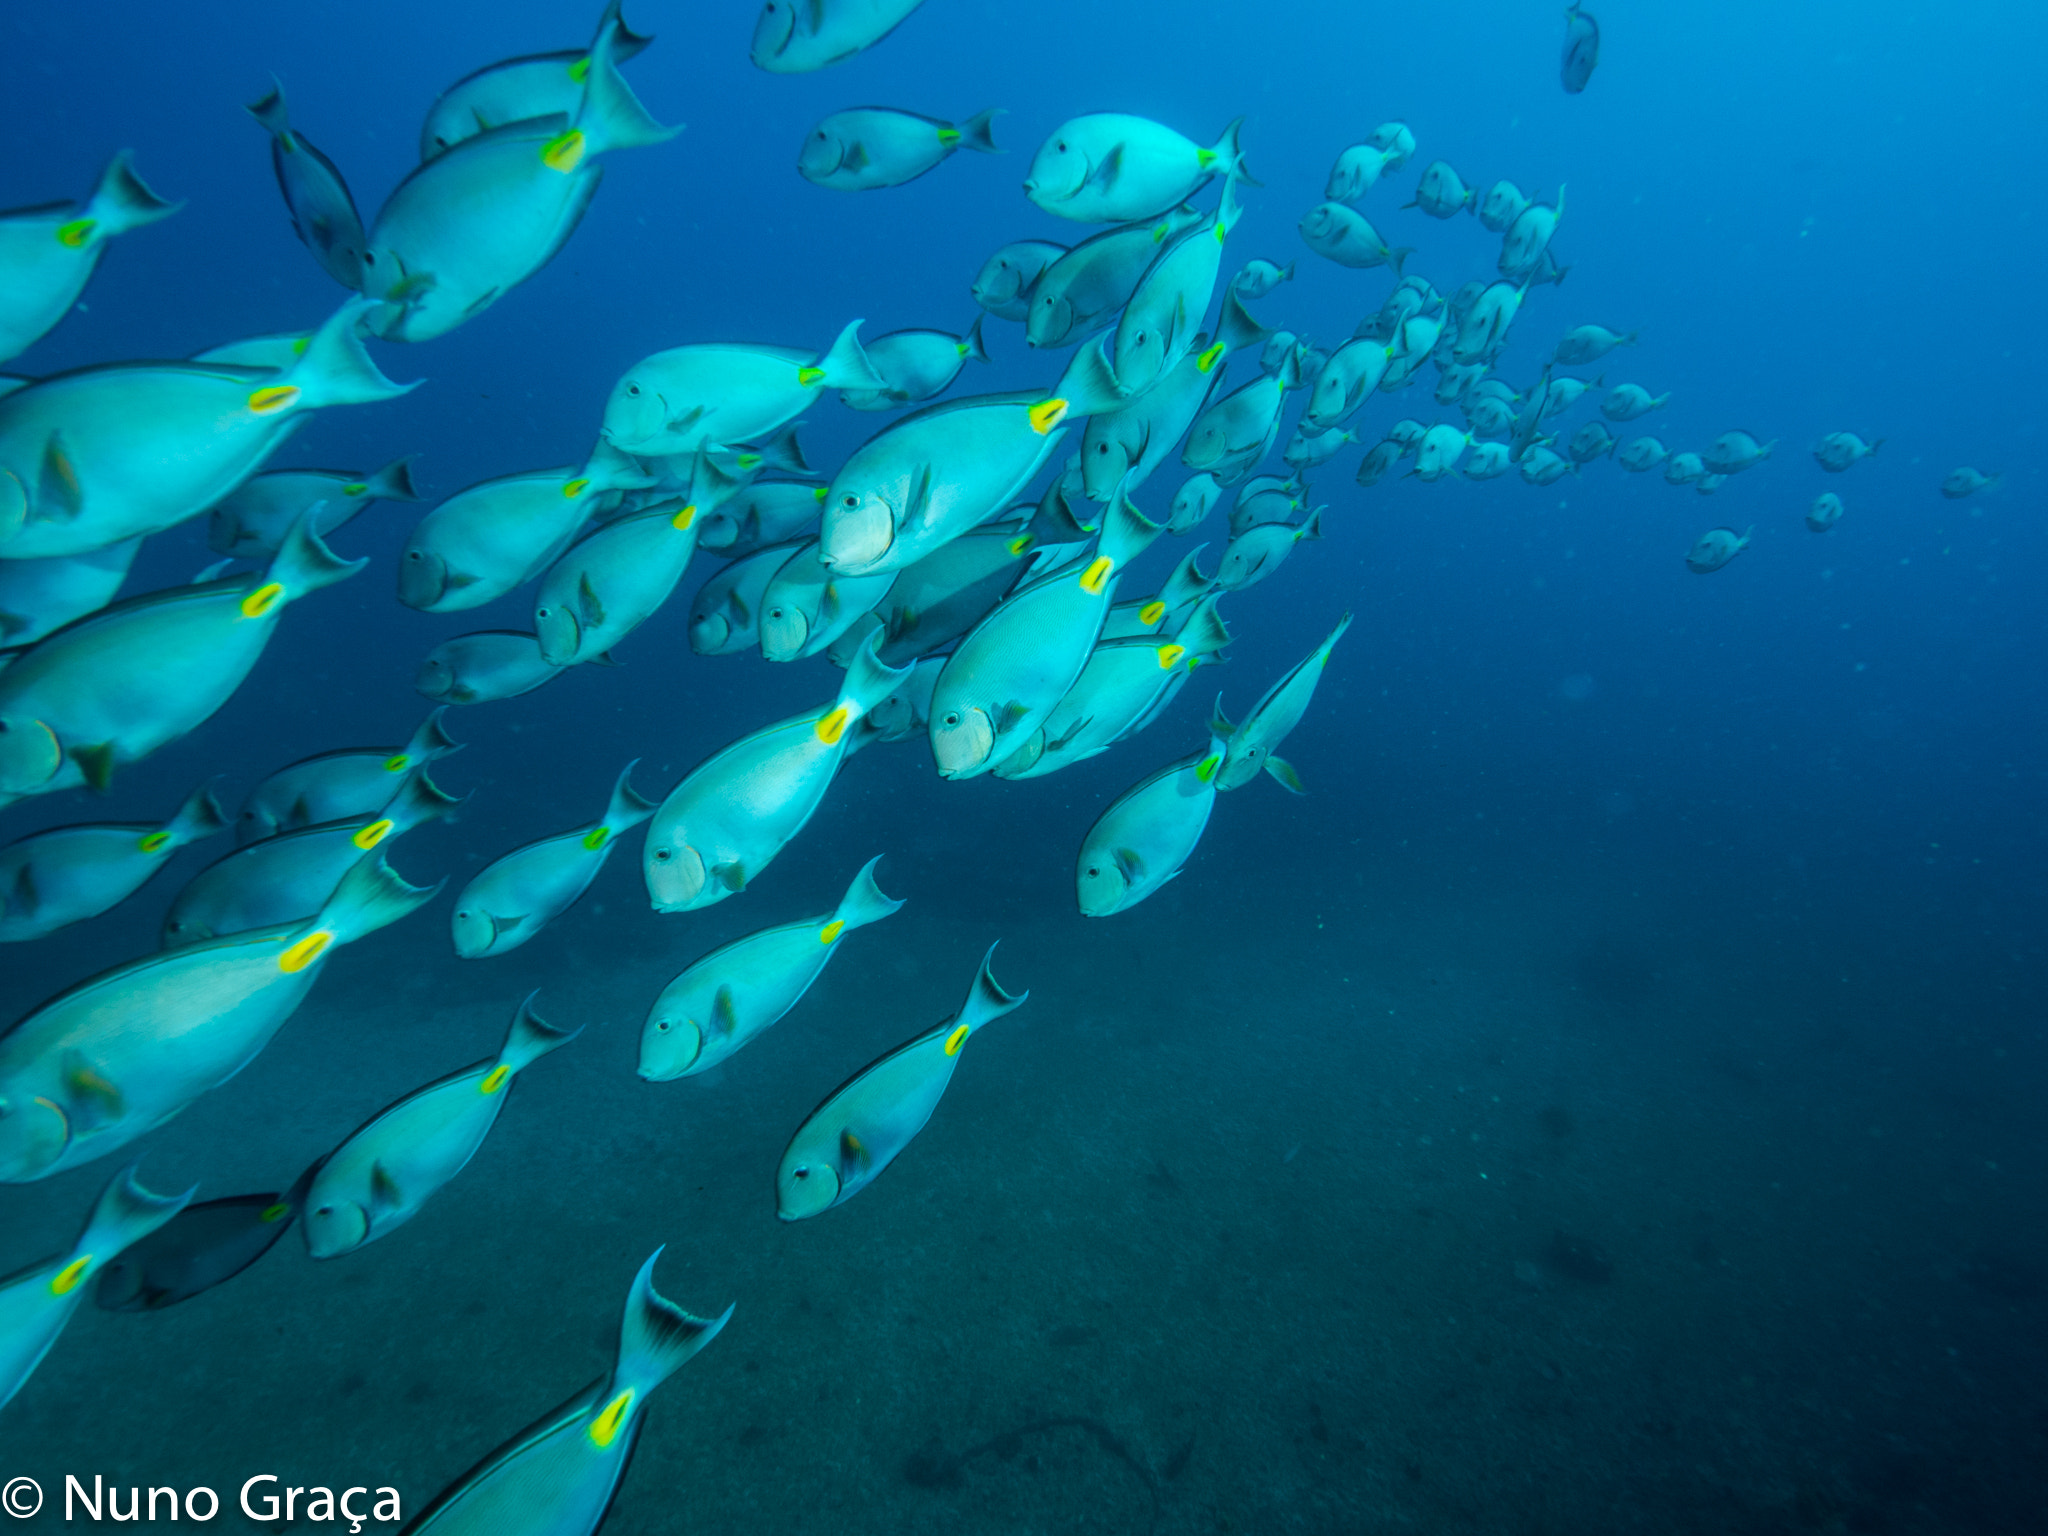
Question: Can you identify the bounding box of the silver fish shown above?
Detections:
[240,708,461,842]
[0,153,178,365]
[247,79,367,291]
[0,784,225,943]
[419,0,657,159]
[1076,738,1226,915]
[1211,612,1351,791]
[1685,526,1751,573]
[416,631,570,706]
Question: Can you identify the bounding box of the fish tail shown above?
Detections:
[497,991,582,1076]
[814,318,885,392]
[1209,693,1237,737]
[581,437,658,494]
[162,781,229,846]
[957,108,1004,156]
[962,313,991,366]
[1212,116,1258,188]
[86,150,182,237]
[74,1164,194,1271]
[577,14,683,154]
[837,633,915,724]
[286,298,420,408]
[834,855,906,933]
[313,852,443,947]
[1052,334,1128,420]
[593,0,657,60]
[1099,494,1163,572]
[245,78,290,140]
[1172,593,1233,660]
[1159,542,1216,609]
[1321,610,1355,659]
[1215,288,1267,358]
[383,767,464,834]
[602,759,659,833]
[613,1249,733,1399]
[364,454,422,503]
[753,419,811,475]
[953,943,1029,1037]
[402,706,462,765]
[261,511,367,601]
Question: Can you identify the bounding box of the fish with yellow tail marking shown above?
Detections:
[838,318,994,411]
[0,512,365,804]
[303,994,578,1258]
[0,152,179,365]
[1076,736,1228,916]
[756,538,894,662]
[420,1,657,160]
[94,1164,318,1313]
[0,782,226,943]
[239,707,461,842]
[1026,114,1252,225]
[362,16,680,342]
[751,0,926,72]
[929,495,1159,779]
[644,635,910,913]
[533,492,706,666]
[1209,612,1352,793]
[1111,177,1251,393]
[246,78,368,291]
[403,1250,729,1536]
[208,454,420,561]
[0,855,437,1183]
[453,762,653,958]
[0,1164,191,1409]
[799,106,1002,192]
[777,945,1025,1219]
[641,856,904,1081]
[0,298,415,559]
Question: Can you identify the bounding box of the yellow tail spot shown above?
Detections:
[736,453,762,470]
[1138,600,1167,627]
[343,481,369,497]
[1198,147,1219,170]
[240,583,285,619]
[50,1257,92,1296]
[563,477,590,499]
[137,830,170,854]
[352,819,394,851]
[1078,555,1113,594]
[279,929,334,973]
[568,55,591,82]
[260,1202,291,1224]
[1196,341,1225,373]
[812,484,829,503]
[944,1023,970,1056]
[541,129,587,173]
[815,705,851,745]
[292,336,309,355]
[1156,644,1187,670]
[479,1064,510,1095]
[937,127,961,146]
[56,218,97,248]
[247,385,301,416]
[582,826,612,851]
[384,754,411,773]
[1196,753,1221,783]
[797,365,826,387]
[1029,397,1069,435]
[671,503,697,530]
[1213,221,1228,246]
[1007,535,1033,556]
[1152,222,1169,244]
[589,1389,636,1449]
[819,919,845,945]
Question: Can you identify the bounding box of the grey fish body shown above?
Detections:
[1812,432,1881,472]
[1283,427,1354,471]
[1298,203,1411,273]
[839,320,990,410]
[1617,436,1669,472]
[0,783,225,943]
[1686,526,1751,573]
[1553,324,1636,366]
[0,153,179,365]
[1806,493,1844,532]
[1168,473,1223,533]
[776,947,1025,1219]
[829,521,1040,668]
[1406,160,1476,218]
[601,320,880,458]
[1083,346,1223,502]
[1212,611,1351,791]
[93,1174,311,1313]
[1025,209,1205,349]
[1477,180,1529,234]
[417,631,569,706]
[1701,430,1775,474]
[304,993,579,1256]
[1941,467,1999,499]
[1664,451,1705,485]
[419,1,657,158]
[1567,421,1618,463]
[0,537,139,646]
[1462,441,1513,479]
[758,539,894,661]
[640,857,903,1080]
[689,542,803,655]
[453,763,653,957]
[1452,279,1531,364]
[1499,189,1565,280]
[1076,738,1227,915]
[207,457,418,559]
[1113,188,1242,392]
[1601,383,1670,421]
[799,107,1001,191]
[644,639,910,912]
[1025,114,1248,225]
[1305,338,1391,430]
[1231,259,1293,299]
[752,0,926,71]
[1561,3,1601,93]
[1216,508,1322,591]
[971,239,1067,322]
[1183,350,1301,485]
[240,708,461,841]
[1519,447,1574,486]
[696,481,823,556]
[247,80,368,291]
[1325,143,1396,203]
[534,497,702,665]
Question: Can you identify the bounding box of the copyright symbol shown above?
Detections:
[1,1477,40,1518]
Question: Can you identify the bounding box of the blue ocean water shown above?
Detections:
[2,0,2043,1530]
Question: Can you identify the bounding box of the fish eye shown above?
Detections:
[1085,866,1100,878]
[841,493,859,507]
[793,1166,810,1179]
[315,1205,333,1217]
[456,909,470,919]
[653,847,673,863]
[1056,141,1067,152]
[627,383,641,396]
[656,1019,672,1032]
[943,712,961,726]
[405,550,423,562]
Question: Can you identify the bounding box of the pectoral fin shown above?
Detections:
[1113,846,1147,883]
[997,700,1031,733]
[72,742,116,793]
[369,1160,404,1215]
[713,861,746,893]
[38,433,84,522]
[712,984,739,1037]
[1266,755,1305,794]
[61,1051,125,1130]
[1088,145,1123,192]
[843,141,870,173]
[489,912,528,942]
[838,1127,870,1177]
[6,859,39,919]
[577,571,607,627]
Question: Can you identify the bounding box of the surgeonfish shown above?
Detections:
[1211,612,1351,792]
[1561,2,1601,93]
[1111,181,1247,392]
[971,239,1068,322]
[752,0,926,71]
[207,457,420,559]
[1298,203,1411,274]
[1601,383,1670,421]
[1940,467,2000,499]
[838,321,992,411]
[0,1165,191,1409]
[1499,188,1565,281]
[0,855,438,1183]
[1283,426,1355,472]
[1477,179,1530,234]
[601,320,881,458]
[1406,160,1477,218]
[1700,430,1775,474]
[165,771,459,947]
[644,637,909,912]
[1303,337,1393,430]
[0,515,365,803]
[757,539,894,662]
[401,1251,729,1536]
[1616,436,1669,473]
[1168,473,1224,533]
[1082,343,1229,503]
[928,496,1159,779]
[1519,447,1574,486]
[1567,421,1618,463]
[239,708,461,842]
[1215,509,1322,591]
[1100,543,1215,641]
[1553,323,1637,366]
[419,0,656,160]
[397,442,654,613]
[696,481,824,556]
[640,857,903,1081]
[0,538,141,646]
[1231,259,1293,299]
[1664,451,1705,485]
[827,520,1043,668]
[0,152,179,365]
[1412,423,1472,480]
[246,79,368,291]
[689,543,804,655]
[1324,142,1397,203]
[799,107,1002,191]
[93,1168,314,1313]
[1025,115,1249,224]
[534,497,702,665]
[1812,432,1882,472]
[452,762,653,958]
[1227,475,1304,537]
[303,993,579,1257]
[776,946,1025,1219]
[1452,278,1533,364]
[1076,738,1227,915]
[0,299,417,561]
[1462,441,1513,479]
[417,631,572,706]
[0,783,226,943]
[1183,348,1303,486]
[360,18,680,342]
[1685,526,1751,573]
[1025,207,1207,349]
[846,656,945,752]
[1806,493,1844,533]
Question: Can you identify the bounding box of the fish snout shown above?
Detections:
[646,840,707,911]
[777,1158,841,1221]
[397,547,450,611]
[303,1199,369,1259]
[534,602,582,667]
[931,705,995,779]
